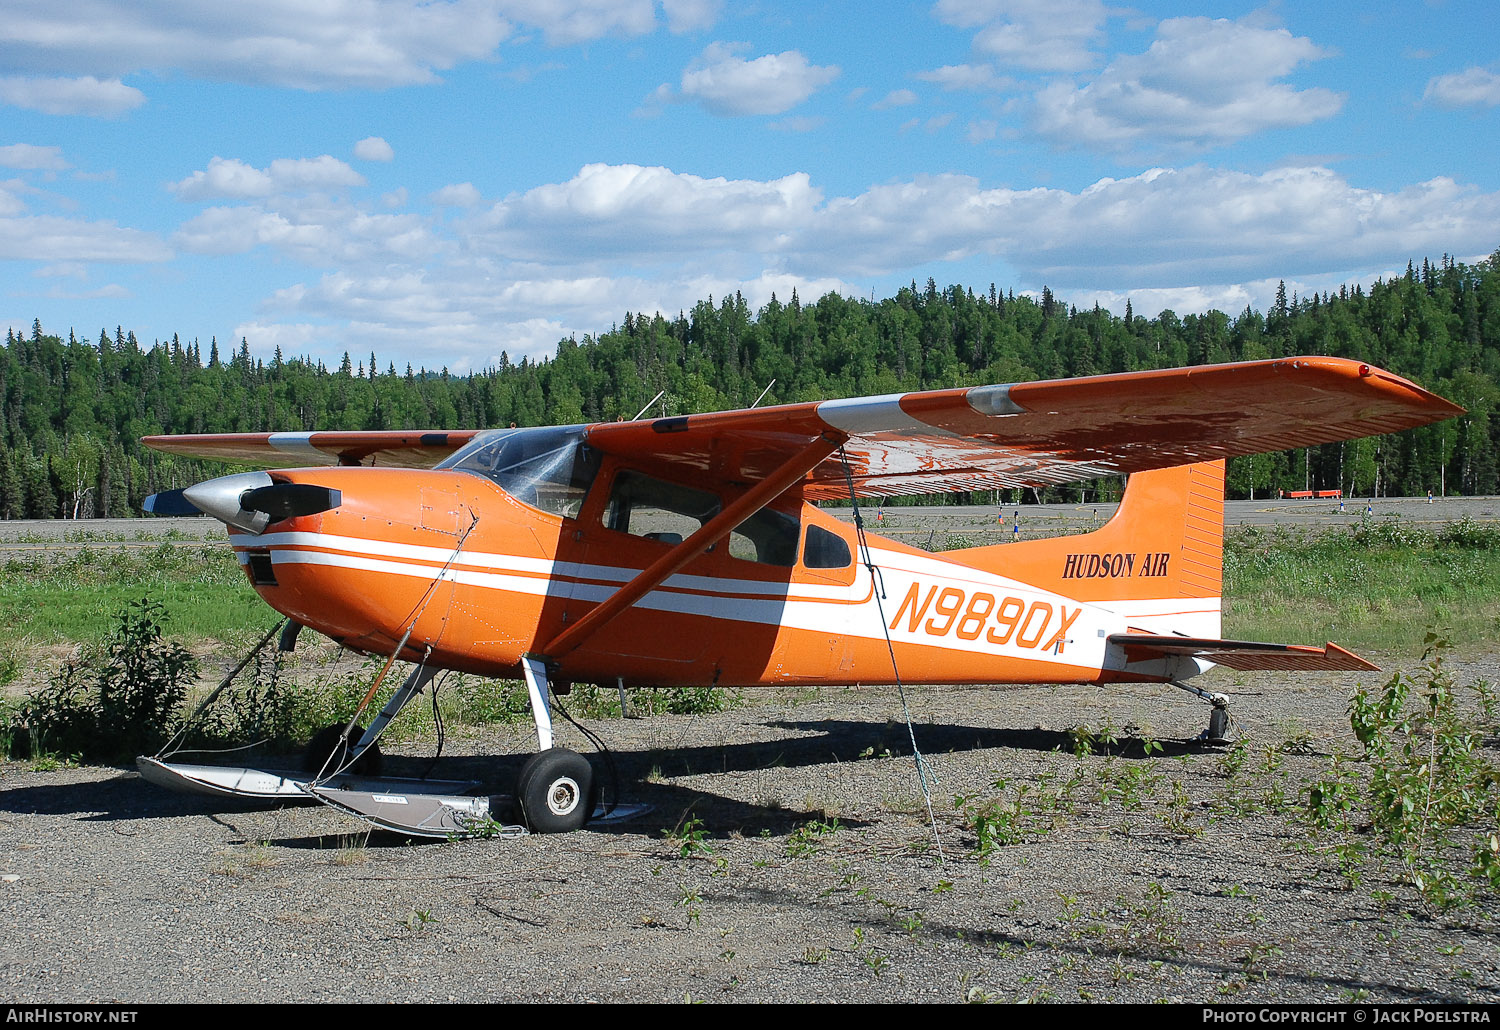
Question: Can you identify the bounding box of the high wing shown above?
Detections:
[583,356,1462,499]
[142,357,1461,499]
[141,430,486,468]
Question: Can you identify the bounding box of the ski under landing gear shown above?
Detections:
[138,639,632,838]
[307,658,619,836]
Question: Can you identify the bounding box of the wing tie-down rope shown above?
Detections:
[153,617,289,760]
[839,447,944,863]
[312,509,479,782]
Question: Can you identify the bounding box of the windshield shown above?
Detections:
[438,425,599,519]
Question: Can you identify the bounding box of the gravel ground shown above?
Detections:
[4,654,1499,1005]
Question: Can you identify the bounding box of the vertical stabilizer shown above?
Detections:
[949,461,1224,635]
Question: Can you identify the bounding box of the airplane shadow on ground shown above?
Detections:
[0,716,1220,847]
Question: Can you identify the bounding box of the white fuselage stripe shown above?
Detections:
[243,529,1218,663]
[243,531,857,602]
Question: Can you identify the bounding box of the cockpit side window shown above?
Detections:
[439,426,599,519]
[604,470,721,545]
[602,471,800,567]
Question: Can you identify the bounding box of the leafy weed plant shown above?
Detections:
[7,597,197,761]
[1307,636,1500,907]
[786,816,841,858]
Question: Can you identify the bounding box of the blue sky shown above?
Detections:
[2,0,1497,374]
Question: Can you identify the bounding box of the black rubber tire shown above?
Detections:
[302,722,383,777]
[1206,707,1231,744]
[516,748,595,833]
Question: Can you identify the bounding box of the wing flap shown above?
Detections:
[1108,634,1379,672]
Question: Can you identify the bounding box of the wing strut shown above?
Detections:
[536,430,847,664]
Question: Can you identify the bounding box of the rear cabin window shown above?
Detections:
[803,524,853,569]
[728,507,799,567]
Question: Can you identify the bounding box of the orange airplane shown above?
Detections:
[137,356,1461,836]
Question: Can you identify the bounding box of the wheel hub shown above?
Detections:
[546,776,581,816]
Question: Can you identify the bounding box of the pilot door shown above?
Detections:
[562,465,722,669]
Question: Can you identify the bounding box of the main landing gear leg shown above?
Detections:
[1170,680,1234,744]
[514,654,595,833]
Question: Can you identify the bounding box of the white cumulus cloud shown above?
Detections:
[2,0,513,91]
[0,144,68,170]
[661,42,839,116]
[500,0,656,45]
[1423,66,1500,108]
[354,136,395,161]
[174,200,433,264]
[171,159,275,200]
[172,156,366,201]
[145,152,1500,375]
[1031,17,1344,151]
[241,159,1500,350]
[0,181,30,217]
[659,0,722,34]
[796,165,1500,287]
[431,183,483,207]
[915,63,1012,92]
[2,1,710,95]
[0,215,171,262]
[470,162,821,264]
[873,89,918,109]
[933,0,1110,73]
[0,76,145,117]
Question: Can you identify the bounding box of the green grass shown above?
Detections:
[1224,518,1500,652]
[1,544,263,647]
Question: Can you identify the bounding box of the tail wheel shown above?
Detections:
[1205,706,1231,744]
[516,748,595,833]
[302,723,383,777]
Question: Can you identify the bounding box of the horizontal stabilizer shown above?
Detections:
[1107,634,1378,672]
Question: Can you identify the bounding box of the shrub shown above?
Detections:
[8,598,197,762]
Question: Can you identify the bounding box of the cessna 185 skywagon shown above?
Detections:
[138,356,1461,837]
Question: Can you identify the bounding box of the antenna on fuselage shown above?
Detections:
[632,390,666,421]
[750,378,777,408]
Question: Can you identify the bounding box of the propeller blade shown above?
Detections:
[241,483,343,520]
[143,489,202,516]
[182,472,343,534]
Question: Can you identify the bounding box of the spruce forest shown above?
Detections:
[4,251,1498,520]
